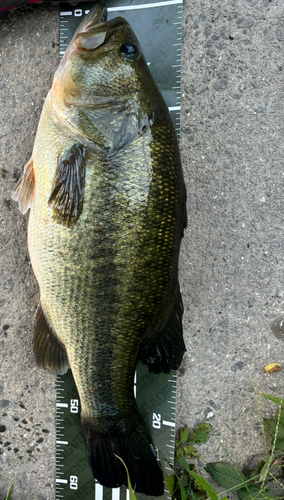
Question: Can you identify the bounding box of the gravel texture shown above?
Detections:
[0,0,284,498]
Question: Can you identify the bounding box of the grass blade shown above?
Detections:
[5,483,14,500]
[260,405,282,490]
[4,458,16,500]
[114,455,137,500]
[176,475,187,500]
[255,383,269,462]
[260,394,284,407]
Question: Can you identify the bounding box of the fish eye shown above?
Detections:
[120,42,140,61]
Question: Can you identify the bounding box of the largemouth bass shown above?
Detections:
[13,4,187,496]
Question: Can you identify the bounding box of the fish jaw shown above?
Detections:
[59,4,108,68]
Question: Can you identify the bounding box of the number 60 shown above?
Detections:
[70,475,78,490]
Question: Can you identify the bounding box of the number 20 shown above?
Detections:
[152,413,161,429]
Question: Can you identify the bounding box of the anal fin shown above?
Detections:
[48,143,86,227]
[139,283,186,374]
[12,157,35,214]
[33,303,69,374]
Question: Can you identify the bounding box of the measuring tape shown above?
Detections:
[57,2,183,498]
[56,364,178,500]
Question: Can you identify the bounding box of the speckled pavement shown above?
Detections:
[0,1,284,498]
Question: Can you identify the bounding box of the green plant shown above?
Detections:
[169,392,284,500]
[166,423,222,500]
[4,484,13,500]
[3,477,14,500]
[205,461,279,499]
[2,458,16,500]
[205,392,284,499]
[166,457,229,500]
[175,424,212,460]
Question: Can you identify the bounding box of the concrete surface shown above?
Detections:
[0,0,284,498]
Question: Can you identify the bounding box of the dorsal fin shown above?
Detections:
[33,303,69,374]
[48,143,86,227]
[12,157,35,214]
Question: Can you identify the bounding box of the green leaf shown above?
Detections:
[165,474,176,495]
[271,451,284,458]
[238,485,278,500]
[260,490,278,499]
[264,418,277,438]
[183,445,200,459]
[274,438,284,451]
[190,423,212,444]
[180,426,191,444]
[237,485,261,500]
[177,457,194,474]
[205,462,251,492]
[193,477,206,492]
[176,447,185,459]
[274,421,284,439]
[276,407,284,423]
[264,418,284,440]
[260,393,284,407]
[189,470,218,500]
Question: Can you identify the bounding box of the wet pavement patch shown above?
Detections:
[271,318,284,340]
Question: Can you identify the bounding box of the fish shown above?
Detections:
[12,4,187,496]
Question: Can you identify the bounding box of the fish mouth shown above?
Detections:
[75,17,125,53]
[73,4,128,54]
[58,4,109,66]
[82,3,108,31]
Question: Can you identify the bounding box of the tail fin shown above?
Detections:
[82,408,164,496]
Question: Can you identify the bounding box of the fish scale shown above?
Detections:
[48,1,183,498]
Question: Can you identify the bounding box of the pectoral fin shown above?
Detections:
[33,303,69,374]
[48,143,86,227]
[12,157,35,214]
